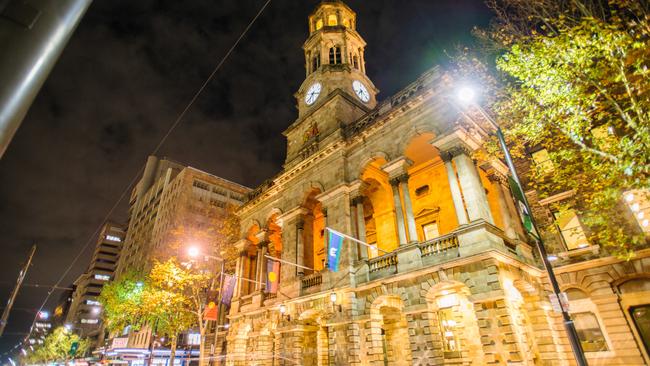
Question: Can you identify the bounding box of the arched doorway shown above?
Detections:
[299,311,329,366]
[302,189,325,273]
[241,224,260,296]
[369,296,413,366]
[360,158,398,257]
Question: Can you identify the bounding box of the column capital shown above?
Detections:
[348,179,368,199]
[235,239,251,252]
[431,127,482,155]
[350,196,365,206]
[479,159,510,183]
[381,157,413,180]
[296,219,305,230]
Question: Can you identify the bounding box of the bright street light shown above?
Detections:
[456,85,476,104]
[188,246,200,258]
[452,84,588,366]
[38,311,49,320]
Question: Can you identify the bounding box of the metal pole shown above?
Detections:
[264,255,314,272]
[0,0,94,157]
[325,227,389,254]
[0,245,36,337]
[475,106,588,366]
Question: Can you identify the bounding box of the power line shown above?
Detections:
[2,0,272,356]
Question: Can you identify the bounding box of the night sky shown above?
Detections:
[0,0,491,354]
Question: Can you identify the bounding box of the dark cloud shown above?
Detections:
[0,0,491,353]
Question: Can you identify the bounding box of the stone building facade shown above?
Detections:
[221,1,650,365]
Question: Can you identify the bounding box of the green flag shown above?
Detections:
[69,341,79,356]
[508,176,539,239]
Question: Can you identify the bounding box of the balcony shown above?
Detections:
[364,220,532,283]
[300,272,323,295]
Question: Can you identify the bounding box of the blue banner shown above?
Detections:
[327,230,344,272]
[221,274,236,305]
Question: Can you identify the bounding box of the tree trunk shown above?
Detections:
[169,336,178,366]
[199,325,206,366]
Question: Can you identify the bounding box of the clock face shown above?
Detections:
[305,82,322,105]
[352,80,370,103]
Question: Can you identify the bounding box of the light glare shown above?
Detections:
[456,86,475,104]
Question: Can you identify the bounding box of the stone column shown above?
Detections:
[389,177,408,246]
[352,196,368,260]
[397,174,418,242]
[488,173,518,239]
[296,219,305,277]
[451,148,494,224]
[234,249,246,299]
[257,241,269,292]
[441,152,469,226]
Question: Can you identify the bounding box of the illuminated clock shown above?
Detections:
[305,82,322,105]
[352,80,370,103]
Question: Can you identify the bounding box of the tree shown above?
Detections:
[23,327,89,364]
[141,259,211,366]
[461,0,649,256]
[99,271,146,333]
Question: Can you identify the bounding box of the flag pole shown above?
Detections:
[264,255,314,271]
[325,227,389,254]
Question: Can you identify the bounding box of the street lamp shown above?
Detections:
[37,311,49,320]
[453,85,588,366]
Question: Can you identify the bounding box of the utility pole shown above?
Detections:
[0,245,36,337]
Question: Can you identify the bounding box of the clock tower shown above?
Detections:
[285,0,379,164]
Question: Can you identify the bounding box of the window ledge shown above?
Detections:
[558,245,600,259]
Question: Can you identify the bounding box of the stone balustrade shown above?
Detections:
[369,252,398,273]
[419,233,459,257]
[301,272,323,290]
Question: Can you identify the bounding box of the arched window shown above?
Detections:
[312,55,320,73]
[329,46,342,64]
[353,55,359,69]
[618,278,650,293]
[565,287,609,352]
[327,14,338,26]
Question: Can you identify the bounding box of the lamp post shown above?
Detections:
[187,247,226,366]
[454,85,588,366]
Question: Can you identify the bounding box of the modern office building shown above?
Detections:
[65,222,125,344]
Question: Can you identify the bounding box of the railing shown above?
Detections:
[264,292,277,301]
[301,272,322,290]
[368,253,398,272]
[419,233,459,257]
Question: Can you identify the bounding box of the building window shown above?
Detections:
[312,55,320,73]
[438,307,461,356]
[566,288,610,353]
[329,46,341,64]
[315,19,323,30]
[630,305,650,356]
[193,180,210,191]
[573,312,609,352]
[105,235,122,242]
[86,300,101,306]
[423,222,439,241]
[624,190,650,232]
[94,274,111,281]
[352,55,359,69]
[553,209,589,250]
[81,318,99,324]
[531,148,554,174]
[327,14,337,26]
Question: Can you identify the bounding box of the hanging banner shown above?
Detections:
[203,290,218,320]
[327,229,344,272]
[508,176,539,239]
[221,274,236,305]
[266,260,280,293]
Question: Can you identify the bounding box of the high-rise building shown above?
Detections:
[65,222,125,343]
[219,1,650,365]
[112,156,250,351]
